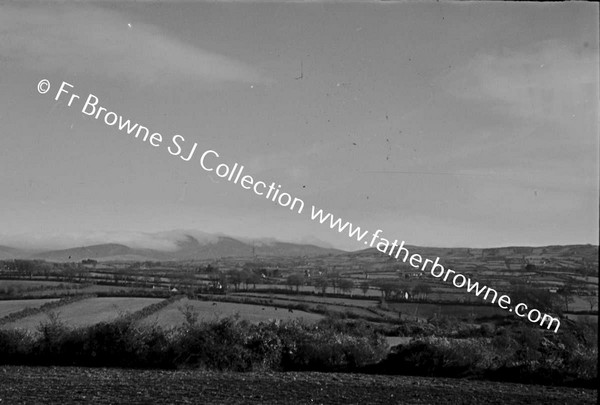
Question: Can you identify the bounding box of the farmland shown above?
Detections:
[0,244,598,394]
[140,297,324,327]
[0,298,58,319]
[0,297,162,330]
[0,244,598,331]
[0,366,596,405]
[0,296,325,331]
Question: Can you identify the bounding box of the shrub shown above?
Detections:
[34,311,71,364]
[377,337,493,378]
[173,317,253,371]
[0,328,35,364]
[0,311,595,387]
[370,323,597,388]
[278,320,388,372]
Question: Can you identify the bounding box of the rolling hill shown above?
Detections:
[19,235,343,262]
[1,232,597,269]
[0,245,29,260]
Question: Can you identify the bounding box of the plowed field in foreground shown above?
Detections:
[0,366,596,404]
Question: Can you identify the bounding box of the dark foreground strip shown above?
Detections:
[0,366,596,405]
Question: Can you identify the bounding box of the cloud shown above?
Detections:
[0,229,220,251]
[291,235,336,249]
[443,39,598,122]
[0,3,271,86]
[0,229,342,251]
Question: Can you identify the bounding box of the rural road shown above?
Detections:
[0,366,596,404]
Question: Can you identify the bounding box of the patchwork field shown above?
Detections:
[140,298,324,327]
[0,298,59,318]
[235,292,380,308]
[242,293,395,318]
[0,280,77,289]
[1,297,162,330]
[387,302,506,320]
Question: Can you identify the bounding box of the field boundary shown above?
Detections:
[0,294,96,326]
[127,294,186,324]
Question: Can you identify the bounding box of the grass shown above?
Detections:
[565,314,598,323]
[0,280,77,288]
[387,302,506,320]
[234,292,380,307]
[0,299,59,318]
[569,296,598,312]
[139,297,324,327]
[385,336,412,347]
[1,297,163,330]
[250,297,378,318]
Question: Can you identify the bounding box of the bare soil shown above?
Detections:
[0,366,596,404]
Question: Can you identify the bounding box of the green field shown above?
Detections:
[234,292,380,308]
[140,298,324,327]
[0,299,59,318]
[0,280,77,288]
[233,292,383,318]
[1,297,162,330]
[387,302,506,320]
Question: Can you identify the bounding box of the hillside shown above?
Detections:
[337,244,599,273]
[0,245,29,260]
[2,235,597,271]
[21,235,343,262]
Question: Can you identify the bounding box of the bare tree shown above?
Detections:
[227,270,243,291]
[286,273,305,293]
[583,295,598,312]
[360,281,370,296]
[314,276,328,295]
[413,283,432,300]
[374,279,399,300]
[558,282,576,313]
[338,279,354,295]
[326,270,341,294]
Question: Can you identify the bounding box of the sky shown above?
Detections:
[0,0,598,252]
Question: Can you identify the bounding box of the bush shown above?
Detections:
[368,323,597,388]
[376,337,493,378]
[0,328,35,364]
[278,319,388,372]
[0,315,390,373]
[34,311,71,364]
[1,312,595,387]
[455,324,495,339]
[173,317,253,371]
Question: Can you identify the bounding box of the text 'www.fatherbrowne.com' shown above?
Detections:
[309,207,561,332]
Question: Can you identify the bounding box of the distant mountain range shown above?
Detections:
[0,233,597,264]
[0,245,27,261]
[0,234,343,262]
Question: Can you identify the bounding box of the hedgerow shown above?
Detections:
[0,294,96,326]
[0,314,387,372]
[0,310,596,388]
[367,320,598,388]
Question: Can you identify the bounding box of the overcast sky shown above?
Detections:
[0,0,598,251]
